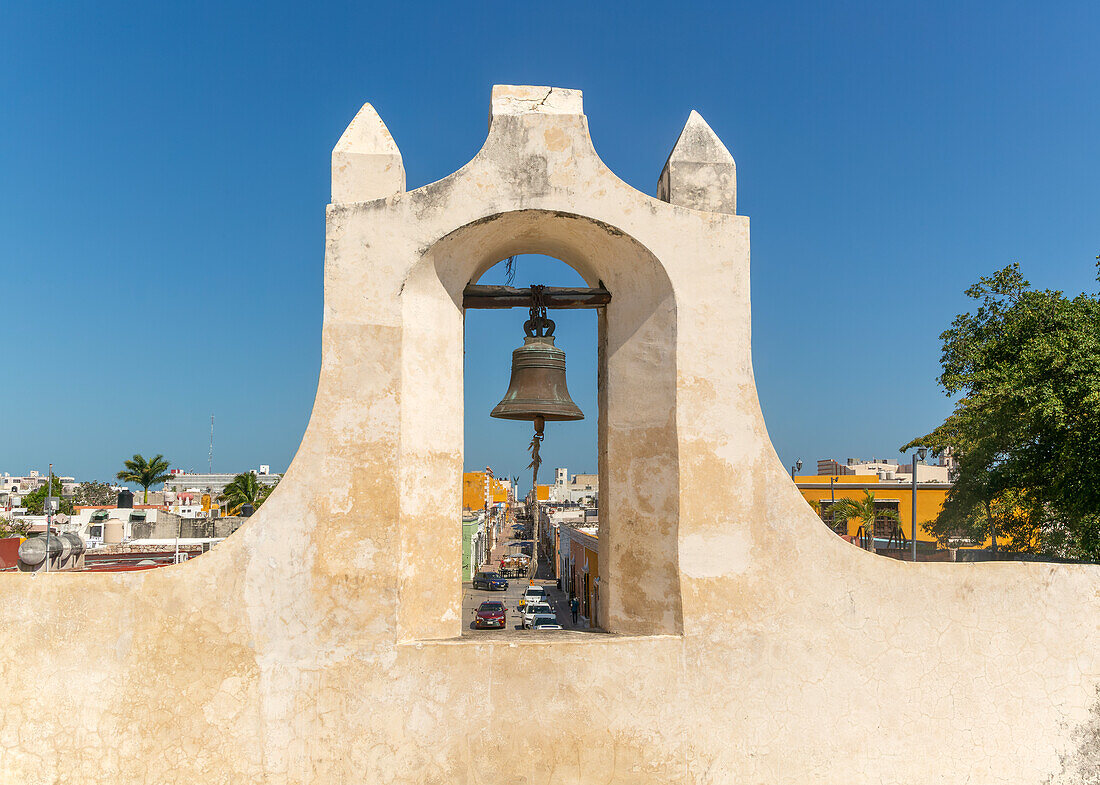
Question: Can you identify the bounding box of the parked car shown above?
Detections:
[474,601,507,629]
[522,602,554,628]
[473,571,508,591]
[518,585,546,608]
[532,617,562,630]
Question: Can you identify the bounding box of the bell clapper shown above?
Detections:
[527,414,545,579]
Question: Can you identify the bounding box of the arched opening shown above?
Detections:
[462,254,599,634]
[397,209,683,641]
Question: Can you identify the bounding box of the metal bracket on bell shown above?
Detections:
[523,284,555,337]
[523,314,555,337]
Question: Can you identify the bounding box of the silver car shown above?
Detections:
[522,602,554,628]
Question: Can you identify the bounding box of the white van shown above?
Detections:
[519,585,547,609]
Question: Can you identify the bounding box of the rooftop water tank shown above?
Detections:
[44,534,63,557]
[17,535,63,566]
[103,519,124,545]
[18,537,46,566]
[61,532,85,557]
[117,489,134,509]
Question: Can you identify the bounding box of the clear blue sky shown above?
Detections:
[2,1,1097,487]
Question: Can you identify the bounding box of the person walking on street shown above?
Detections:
[569,596,579,625]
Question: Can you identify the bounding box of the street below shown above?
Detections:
[461,518,597,635]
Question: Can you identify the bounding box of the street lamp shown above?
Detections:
[44,463,55,574]
[829,475,838,533]
[790,459,802,480]
[911,447,927,562]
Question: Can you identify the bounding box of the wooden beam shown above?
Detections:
[462,285,611,310]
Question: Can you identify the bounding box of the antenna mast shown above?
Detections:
[209,414,214,473]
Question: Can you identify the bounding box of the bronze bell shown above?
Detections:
[491,296,583,423]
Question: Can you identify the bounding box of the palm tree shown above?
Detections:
[116,454,172,504]
[218,472,276,515]
[828,490,899,554]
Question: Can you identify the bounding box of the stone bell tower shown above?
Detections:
[0,85,1098,784]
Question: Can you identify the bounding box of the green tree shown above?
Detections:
[218,472,277,515]
[73,481,116,507]
[20,476,73,516]
[903,261,1100,559]
[0,516,32,538]
[116,454,172,504]
[828,490,899,554]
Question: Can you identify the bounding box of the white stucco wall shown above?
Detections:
[0,85,1097,784]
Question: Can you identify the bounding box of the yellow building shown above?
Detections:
[462,471,509,512]
[795,475,950,546]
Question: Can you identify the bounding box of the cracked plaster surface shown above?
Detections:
[1,84,1099,784]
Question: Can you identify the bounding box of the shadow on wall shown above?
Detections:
[129,514,246,540]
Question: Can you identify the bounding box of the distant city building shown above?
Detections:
[814,454,953,483]
[461,470,509,511]
[546,467,598,505]
[1,471,77,510]
[798,449,966,549]
[548,510,601,628]
[795,474,952,549]
[70,505,168,547]
[164,465,281,498]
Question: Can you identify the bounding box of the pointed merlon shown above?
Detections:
[331,103,405,204]
[656,111,736,215]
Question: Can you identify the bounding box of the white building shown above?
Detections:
[816,455,952,483]
[548,467,598,505]
[164,465,281,498]
[69,506,169,546]
[1,471,78,509]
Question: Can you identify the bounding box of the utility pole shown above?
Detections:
[44,463,53,574]
[209,414,215,473]
[830,475,837,533]
[911,448,926,562]
[484,467,491,567]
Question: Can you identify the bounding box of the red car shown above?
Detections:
[475,600,507,629]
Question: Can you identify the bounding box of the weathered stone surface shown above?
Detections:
[1,85,1098,784]
[490,83,583,116]
[657,109,737,214]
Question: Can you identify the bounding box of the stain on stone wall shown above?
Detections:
[1048,686,1100,784]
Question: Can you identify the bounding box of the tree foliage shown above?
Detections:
[20,476,73,516]
[116,454,172,504]
[218,472,277,515]
[73,481,116,507]
[903,262,1100,558]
